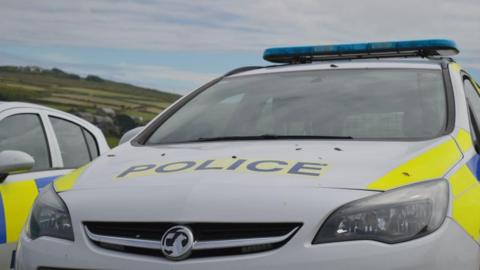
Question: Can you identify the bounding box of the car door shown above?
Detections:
[459,74,480,244]
[0,107,72,268]
[0,107,105,269]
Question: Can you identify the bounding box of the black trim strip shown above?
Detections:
[223,66,264,77]
[80,128,93,160]
[441,61,456,135]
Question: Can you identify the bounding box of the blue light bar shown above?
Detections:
[263,39,459,63]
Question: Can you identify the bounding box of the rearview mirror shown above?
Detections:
[119,126,145,145]
[0,150,35,179]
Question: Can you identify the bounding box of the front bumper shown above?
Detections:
[15,218,479,270]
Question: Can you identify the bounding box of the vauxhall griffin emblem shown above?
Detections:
[161,225,194,261]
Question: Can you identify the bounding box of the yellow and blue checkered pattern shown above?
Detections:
[0,175,61,244]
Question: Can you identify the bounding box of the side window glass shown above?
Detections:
[464,79,480,124]
[83,128,99,159]
[468,109,479,144]
[49,117,91,168]
[463,78,480,146]
[0,114,51,170]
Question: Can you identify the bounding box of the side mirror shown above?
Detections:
[0,150,35,178]
[119,126,145,145]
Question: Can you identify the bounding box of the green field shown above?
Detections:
[0,66,181,146]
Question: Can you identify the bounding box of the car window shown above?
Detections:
[83,128,99,159]
[463,78,480,141]
[49,116,91,168]
[146,69,447,144]
[165,93,245,139]
[0,114,50,170]
[464,78,480,119]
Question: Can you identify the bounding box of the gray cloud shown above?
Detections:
[0,0,478,51]
[0,0,478,86]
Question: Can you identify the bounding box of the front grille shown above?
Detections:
[84,222,301,259]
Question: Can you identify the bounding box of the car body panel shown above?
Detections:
[230,60,442,78]
[0,102,110,268]
[63,136,458,192]
[15,60,480,269]
[14,219,480,270]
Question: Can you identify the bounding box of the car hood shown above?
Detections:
[68,136,462,192]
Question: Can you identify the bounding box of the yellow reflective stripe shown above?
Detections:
[367,139,461,190]
[54,165,88,192]
[452,183,480,241]
[474,81,480,95]
[450,63,461,73]
[449,165,478,197]
[454,129,473,153]
[0,180,38,243]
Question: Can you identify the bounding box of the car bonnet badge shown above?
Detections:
[161,225,194,261]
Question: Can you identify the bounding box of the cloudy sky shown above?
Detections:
[0,0,479,94]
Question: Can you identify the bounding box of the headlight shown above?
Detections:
[26,184,74,241]
[313,179,448,244]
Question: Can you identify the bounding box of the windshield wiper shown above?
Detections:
[194,134,354,142]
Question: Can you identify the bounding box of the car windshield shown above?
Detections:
[146,68,447,144]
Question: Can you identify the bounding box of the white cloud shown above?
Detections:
[40,52,75,63]
[0,0,478,91]
[95,63,218,93]
[113,63,217,84]
[0,0,478,52]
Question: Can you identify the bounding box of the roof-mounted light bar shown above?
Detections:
[263,39,459,64]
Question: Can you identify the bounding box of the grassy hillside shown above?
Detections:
[0,66,181,146]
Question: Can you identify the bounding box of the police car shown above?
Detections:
[0,102,109,269]
[15,40,480,270]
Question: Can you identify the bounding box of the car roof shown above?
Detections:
[229,58,446,78]
[0,101,65,112]
[0,101,101,131]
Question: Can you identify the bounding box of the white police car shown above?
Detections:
[0,102,109,269]
[15,40,480,270]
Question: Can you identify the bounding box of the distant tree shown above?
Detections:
[0,93,10,101]
[48,67,82,80]
[67,74,81,80]
[51,68,66,74]
[85,75,104,82]
[115,114,137,134]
